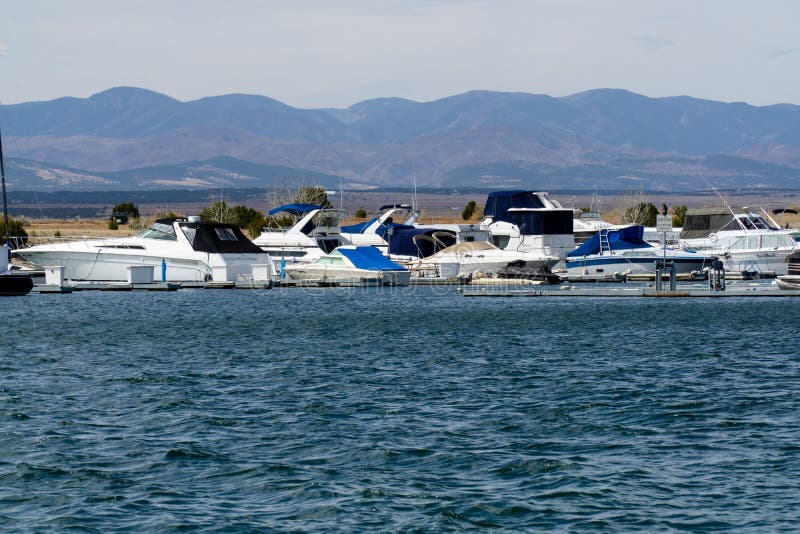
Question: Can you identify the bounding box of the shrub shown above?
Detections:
[672,205,688,227]
[623,202,659,226]
[355,208,367,219]
[462,201,477,221]
[112,202,140,220]
[0,217,28,248]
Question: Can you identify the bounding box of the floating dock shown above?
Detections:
[460,285,800,298]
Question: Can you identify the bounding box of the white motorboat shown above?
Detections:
[406,241,556,278]
[567,225,716,280]
[252,203,343,270]
[679,207,799,275]
[283,245,411,286]
[15,217,275,282]
[481,191,576,261]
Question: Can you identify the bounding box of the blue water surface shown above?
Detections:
[1,286,799,531]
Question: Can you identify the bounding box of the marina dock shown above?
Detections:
[460,284,800,298]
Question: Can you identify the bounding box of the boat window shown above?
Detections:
[318,256,345,265]
[138,222,177,240]
[214,227,239,241]
[492,235,510,248]
[181,226,197,244]
[747,236,760,249]
[741,218,756,230]
[762,234,794,249]
[750,216,770,230]
[729,237,746,251]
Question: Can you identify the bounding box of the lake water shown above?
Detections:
[2,286,799,531]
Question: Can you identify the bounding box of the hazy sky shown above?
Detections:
[1,0,799,108]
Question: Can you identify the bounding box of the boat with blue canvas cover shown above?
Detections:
[567,225,715,280]
[282,245,411,286]
[252,203,344,269]
[339,204,421,250]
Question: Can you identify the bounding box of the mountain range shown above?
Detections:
[2,86,800,191]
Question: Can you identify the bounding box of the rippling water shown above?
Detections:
[2,286,799,530]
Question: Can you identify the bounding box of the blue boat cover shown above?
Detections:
[375,223,415,240]
[268,203,321,216]
[483,191,547,218]
[340,218,377,234]
[337,246,407,271]
[568,225,652,257]
[387,228,457,258]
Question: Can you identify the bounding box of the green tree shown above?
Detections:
[108,218,119,230]
[229,205,266,238]
[294,186,332,208]
[672,205,688,227]
[623,202,659,226]
[354,208,367,219]
[112,202,140,219]
[0,217,28,248]
[200,201,266,237]
[462,200,477,220]
[200,201,233,223]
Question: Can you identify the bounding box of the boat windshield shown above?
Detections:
[138,222,177,240]
[748,216,772,230]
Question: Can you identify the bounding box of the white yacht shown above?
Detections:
[283,245,411,286]
[567,225,715,280]
[252,204,343,270]
[679,207,799,275]
[481,191,576,260]
[15,217,274,282]
[405,241,553,278]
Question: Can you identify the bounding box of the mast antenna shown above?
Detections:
[0,125,11,249]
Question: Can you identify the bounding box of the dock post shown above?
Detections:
[668,260,676,292]
[709,259,725,292]
[654,260,663,292]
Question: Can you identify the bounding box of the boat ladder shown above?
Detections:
[599,229,611,255]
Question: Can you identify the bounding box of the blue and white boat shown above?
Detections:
[282,245,411,286]
[252,203,344,268]
[567,225,715,280]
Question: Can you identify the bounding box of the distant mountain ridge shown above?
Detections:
[3,86,800,191]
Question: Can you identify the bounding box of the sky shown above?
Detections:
[1,0,799,108]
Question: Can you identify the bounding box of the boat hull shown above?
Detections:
[567,256,712,278]
[0,274,34,296]
[283,264,410,286]
[15,249,268,282]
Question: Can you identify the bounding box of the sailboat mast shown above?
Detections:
[0,126,10,248]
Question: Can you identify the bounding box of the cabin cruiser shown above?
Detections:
[15,217,274,282]
[567,225,716,280]
[282,245,410,286]
[252,204,343,269]
[339,204,420,250]
[481,191,575,260]
[405,241,554,278]
[679,207,799,275]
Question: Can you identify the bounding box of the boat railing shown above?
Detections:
[20,235,136,248]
